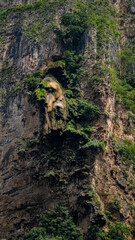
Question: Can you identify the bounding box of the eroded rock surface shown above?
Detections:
[44,77,67,134]
[0,0,38,9]
[0,0,135,239]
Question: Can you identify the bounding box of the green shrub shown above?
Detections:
[77,99,100,120]
[110,69,135,113]
[40,206,83,240]
[24,71,48,102]
[63,125,89,143]
[110,48,135,113]
[87,225,104,240]
[80,139,105,152]
[19,227,47,240]
[56,11,88,49]
[18,206,82,240]
[113,139,135,171]
[65,90,100,122]
[65,51,82,73]
[64,90,101,150]
[107,194,121,212]
[120,50,135,87]
[107,222,131,240]
[87,222,131,240]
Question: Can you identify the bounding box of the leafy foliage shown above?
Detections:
[19,227,47,240]
[24,70,45,100]
[56,11,88,49]
[77,100,100,121]
[87,222,131,240]
[112,79,135,112]
[24,71,61,102]
[56,0,119,50]
[110,67,135,113]
[109,46,135,113]
[107,193,121,212]
[120,50,135,87]
[18,206,83,240]
[65,91,100,121]
[23,54,101,152]
[113,139,135,171]
[64,90,102,150]
[80,140,105,151]
[64,50,84,86]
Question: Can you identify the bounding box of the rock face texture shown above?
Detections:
[44,77,67,134]
[0,0,135,239]
[0,0,38,9]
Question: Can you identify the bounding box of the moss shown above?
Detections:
[22,15,56,44]
[0,0,67,43]
[80,139,106,152]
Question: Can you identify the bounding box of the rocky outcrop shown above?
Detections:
[130,0,135,13]
[0,0,38,9]
[0,0,135,239]
[44,77,67,134]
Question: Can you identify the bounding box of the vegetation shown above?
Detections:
[107,193,121,212]
[113,138,135,171]
[0,0,119,45]
[11,205,132,240]
[110,48,135,113]
[24,70,48,101]
[18,136,37,152]
[14,206,132,240]
[1,0,134,240]
[22,35,102,151]
[24,70,103,151]
[18,206,83,240]
[56,11,88,49]
[87,222,131,240]
[80,139,106,152]
[111,74,135,112]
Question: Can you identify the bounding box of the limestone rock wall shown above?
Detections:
[0,0,135,239]
[0,0,38,9]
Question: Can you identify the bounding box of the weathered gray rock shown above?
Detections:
[131,6,135,13]
[0,1,135,239]
[132,64,135,74]
[0,0,38,9]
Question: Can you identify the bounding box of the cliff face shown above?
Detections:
[0,0,38,9]
[0,0,135,239]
